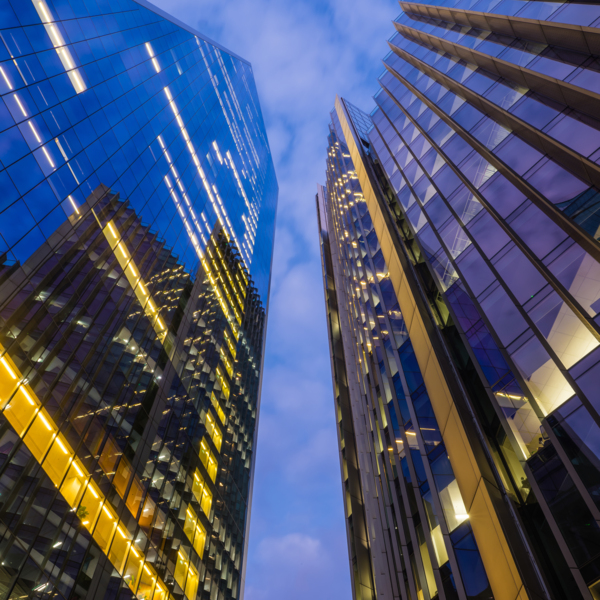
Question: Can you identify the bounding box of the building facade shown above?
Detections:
[317,3,600,600]
[0,2,277,600]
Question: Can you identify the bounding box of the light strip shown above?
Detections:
[156,136,239,333]
[14,94,27,117]
[28,121,41,143]
[144,43,160,73]
[99,218,167,341]
[0,66,12,90]
[146,39,248,269]
[146,46,246,336]
[212,141,223,164]
[159,138,205,247]
[32,0,86,94]
[55,138,80,184]
[68,195,80,215]
[162,85,241,250]
[42,146,54,168]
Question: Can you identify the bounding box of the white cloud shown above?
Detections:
[244,533,349,600]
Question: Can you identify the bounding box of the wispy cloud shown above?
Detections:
[245,533,348,600]
[150,0,399,597]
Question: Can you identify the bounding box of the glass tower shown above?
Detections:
[0,2,277,600]
[317,2,600,600]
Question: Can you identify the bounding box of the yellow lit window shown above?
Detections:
[210,392,226,424]
[192,469,213,516]
[205,412,222,452]
[199,439,218,482]
[100,219,167,341]
[216,367,230,399]
[224,332,236,358]
[0,346,169,599]
[220,347,233,378]
[174,550,188,591]
[183,505,207,558]
[174,548,199,600]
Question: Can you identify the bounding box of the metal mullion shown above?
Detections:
[386,42,600,267]
[523,461,595,599]
[382,501,412,600]
[381,455,417,600]
[371,104,556,424]
[373,451,409,600]
[387,348,469,600]
[543,420,600,525]
[394,31,600,190]
[383,390,470,600]
[376,72,600,429]
[325,165,379,596]
[399,1,600,57]
[339,96,555,600]
[392,21,600,121]
[350,187,467,599]
[330,155,423,600]
[364,329,438,599]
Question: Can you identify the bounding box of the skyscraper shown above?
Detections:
[0,2,277,600]
[317,3,600,600]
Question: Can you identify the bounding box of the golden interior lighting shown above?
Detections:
[174,548,199,600]
[199,439,218,482]
[219,347,233,378]
[201,256,239,335]
[205,412,223,452]
[216,367,230,400]
[224,331,237,359]
[0,345,195,600]
[100,219,167,341]
[183,505,207,559]
[192,469,213,516]
[210,392,226,424]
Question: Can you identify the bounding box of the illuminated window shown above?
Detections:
[192,469,213,516]
[220,347,233,378]
[100,218,167,341]
[183,505,207,558]
[216,367,230,399]
[205,411,223,452]
[174,548,199,600]
[211,392,226,424]
[199,439,218,482]
[0,347,169,599]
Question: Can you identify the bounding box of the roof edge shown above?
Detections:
[132,0,251,67]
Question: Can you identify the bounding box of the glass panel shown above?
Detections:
[510,334,575,414]
[525,288,599,368]
[547,243,600,317]
[430,452,469,532]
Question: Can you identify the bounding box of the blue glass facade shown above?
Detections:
[0,2,277,600]
[318,2,600,600]
[0,0,277,304]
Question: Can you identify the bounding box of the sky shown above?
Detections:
[151,0,400,598]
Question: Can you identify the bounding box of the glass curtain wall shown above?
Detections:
[0,1,277,599]
[318,2,600,599]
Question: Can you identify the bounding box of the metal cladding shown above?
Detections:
[317,2,600,600]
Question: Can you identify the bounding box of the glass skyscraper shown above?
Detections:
[317,2,600,600]
[0,1,277,600]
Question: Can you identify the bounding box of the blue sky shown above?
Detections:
[151,0,399,597]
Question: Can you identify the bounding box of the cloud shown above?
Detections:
[245,533,349,600]
[150,0,400,597]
